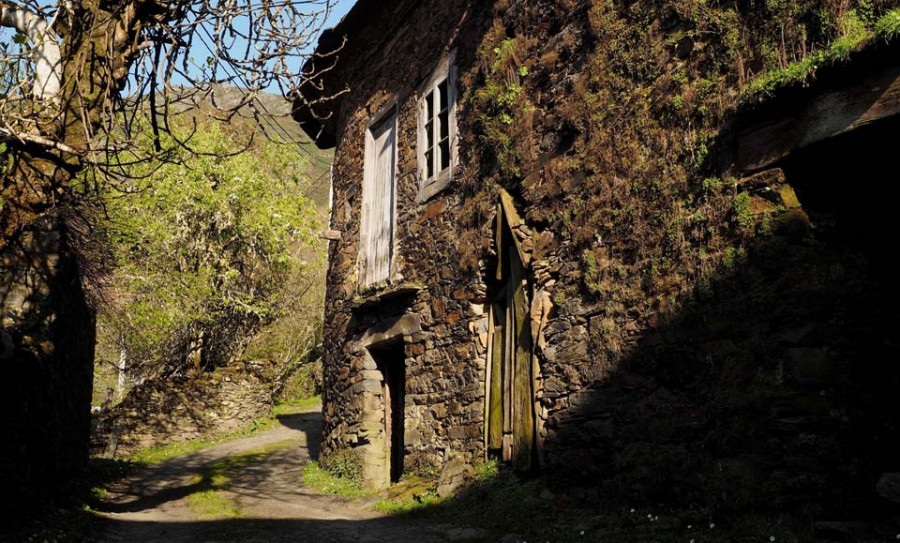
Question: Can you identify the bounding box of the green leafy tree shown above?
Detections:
[97,116,325,385]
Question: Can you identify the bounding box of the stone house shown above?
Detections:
[294,0,900,519]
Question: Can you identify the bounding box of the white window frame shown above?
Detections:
[360,100,399,288]
[417,49,458,203]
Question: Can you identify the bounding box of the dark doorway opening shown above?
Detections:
[776,113,900,506]
[368,341,406,483]
[779,114,899,285]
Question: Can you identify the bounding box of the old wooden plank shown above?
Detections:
[510,247,534,471]
[499,188,530,267]
[738,64,900,171]
[503,279,514,437]
[488,305,504,451]
[530,288,551,466]
[483,302,493,457]
[495,203,504,281]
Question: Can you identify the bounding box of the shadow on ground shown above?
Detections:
[277,411,323,460]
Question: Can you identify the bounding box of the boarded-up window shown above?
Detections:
[361,109,397,286]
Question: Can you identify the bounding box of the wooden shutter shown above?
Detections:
[362,112,396,286]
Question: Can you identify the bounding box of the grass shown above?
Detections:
[300,460,375,499]
[363,460,832,543]
[127,415,280,465]
[184,440,293,519]
[875,8,900,40]
[273,395,322,416]
[741,8,900,105]
[187,489,243,519]
[127,393,321,465]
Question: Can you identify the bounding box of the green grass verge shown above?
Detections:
[127,416,279,465]
[128,393,321,465]
[300,460,375,499]
[273,395,322,416]
[187,489,242,519]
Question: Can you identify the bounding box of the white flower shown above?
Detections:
[709,523,715,529]
[687,525,692,529]
[630,508,635,513]
[770,537,775,542]
[580,530,585,536]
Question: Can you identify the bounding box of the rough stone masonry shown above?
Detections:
[294,0,900,522]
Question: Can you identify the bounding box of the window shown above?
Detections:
[418,50,457,201]
[361,105,397,287]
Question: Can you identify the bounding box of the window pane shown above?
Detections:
[426,91,434,120]
[425,120,434,149]
[426,149,434,179]
[439,139,450,171]
[439,110,449,140]
[438,80,449,112]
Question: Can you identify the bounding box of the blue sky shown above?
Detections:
[138,0,357,93]
[327,0,356,28]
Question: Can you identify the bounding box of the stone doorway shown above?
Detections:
[368,340,406,484]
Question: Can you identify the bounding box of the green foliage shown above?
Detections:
[319,448,364,482]
[733,192,753,233]
[275,359,323,405]
[187,489,242,518]
[470,35,533,177]
[273,395,322,416]
[301,458,373,499]
[97,116,325,377]
[373,488,441,514]
[742,6,900,104]
[582,248,604,295]
[0,143,7,204]
[875,7,900,39]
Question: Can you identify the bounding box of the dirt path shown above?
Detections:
[93,410,480,543]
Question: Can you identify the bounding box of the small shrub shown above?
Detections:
[301,459,373,499]
[733,192,753,233]
[320,448,363,482]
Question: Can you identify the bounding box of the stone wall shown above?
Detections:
[94,362,273,457]
[0,216,95,515]
[318,0,493,487]
[311,0,900,521]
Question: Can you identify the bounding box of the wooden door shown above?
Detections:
[485,214,535,470]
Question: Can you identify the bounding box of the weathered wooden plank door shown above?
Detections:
[361,112,397,286]
[485,209,535,470]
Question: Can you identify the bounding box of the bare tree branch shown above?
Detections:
[0,1,61,101]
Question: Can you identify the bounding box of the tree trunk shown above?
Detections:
[0,213,95,518]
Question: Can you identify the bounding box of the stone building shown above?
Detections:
[294,0,900,520]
